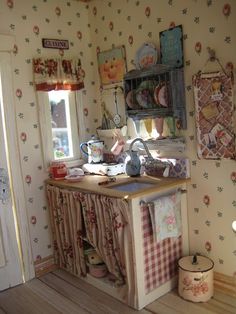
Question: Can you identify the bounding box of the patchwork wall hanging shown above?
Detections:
[193,71,235,159]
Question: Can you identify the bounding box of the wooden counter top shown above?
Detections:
[46,174,190,199]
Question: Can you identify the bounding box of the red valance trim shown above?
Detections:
[35,82,84,91]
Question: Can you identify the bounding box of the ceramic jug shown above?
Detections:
[125,150,141,177]
[80,136,104,164]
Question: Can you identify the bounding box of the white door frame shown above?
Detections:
[0,34,34,282]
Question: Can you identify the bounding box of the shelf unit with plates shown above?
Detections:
[124,64,187,129]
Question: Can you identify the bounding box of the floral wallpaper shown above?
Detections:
[0,0,99,263]
[0,0,235,278]
[89,0,236,277]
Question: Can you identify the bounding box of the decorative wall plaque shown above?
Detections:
[42,38,69,50]
[159,25,183,68]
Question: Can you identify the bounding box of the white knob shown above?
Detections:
[232,221,236,233]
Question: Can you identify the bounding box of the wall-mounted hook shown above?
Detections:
[207,47,216,62]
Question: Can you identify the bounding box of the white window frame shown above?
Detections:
[37,90,84,170]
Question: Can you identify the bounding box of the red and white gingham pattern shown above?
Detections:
[141,203,182,294]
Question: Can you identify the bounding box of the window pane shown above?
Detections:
[48,91,74,160]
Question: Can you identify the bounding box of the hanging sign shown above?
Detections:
[159,25,183,68]
[42,38,69,50]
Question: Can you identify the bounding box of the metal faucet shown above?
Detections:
[128,137,153,160]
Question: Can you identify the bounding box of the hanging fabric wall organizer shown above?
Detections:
[192,47,235,160]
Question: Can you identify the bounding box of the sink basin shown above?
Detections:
[108,180,157,192]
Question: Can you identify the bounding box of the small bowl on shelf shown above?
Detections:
[87,262,108,278]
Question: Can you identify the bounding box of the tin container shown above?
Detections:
[50,161,67,180]
[178,255,214,302]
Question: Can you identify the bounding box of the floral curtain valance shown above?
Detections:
[33,57,85,91]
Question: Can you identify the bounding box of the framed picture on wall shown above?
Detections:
[159,25,184,68]
[97,46,127,86]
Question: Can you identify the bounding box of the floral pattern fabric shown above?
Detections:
[74,192,136,301]
[148,190,182,242]
[33,58,85,91]
[193,71,235,159]
[46,185,136,307]
[46,184,86,276]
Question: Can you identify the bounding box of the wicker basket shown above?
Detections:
[144,158,169,177]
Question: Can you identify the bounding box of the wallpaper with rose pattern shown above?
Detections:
[0,0,235,277]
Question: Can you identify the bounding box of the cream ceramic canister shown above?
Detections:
[178,255,214,302]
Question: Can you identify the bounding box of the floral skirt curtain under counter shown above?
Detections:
[46,184,136,307]
[74,192,136,307]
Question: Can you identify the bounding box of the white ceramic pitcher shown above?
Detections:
[80,136,104,164]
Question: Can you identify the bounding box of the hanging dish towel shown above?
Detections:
[148,190,182,242]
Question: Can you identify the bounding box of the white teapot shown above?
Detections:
[80,136,104,164]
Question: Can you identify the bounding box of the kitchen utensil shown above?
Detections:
[101,102,116,129]
[80,135,104,164]
[113,88,121,127]
[178,254,214,302]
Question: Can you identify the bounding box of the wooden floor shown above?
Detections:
[0,269,235,314]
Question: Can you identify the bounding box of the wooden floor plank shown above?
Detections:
[199,298,236,314]
[214,289,236,308]
[170,290,236,314]
[26,278,87,314]
[0,307,6,314]
[40,272,120,314]
[1,269,235,314]
[145,299,183,314]
[0,284,60,314]
[53,269,150,314]
[159,291,216,314]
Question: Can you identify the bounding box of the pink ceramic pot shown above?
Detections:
[87,263,108,278]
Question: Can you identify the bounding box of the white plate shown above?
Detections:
[134,42,158,69]
[65,175,84,182]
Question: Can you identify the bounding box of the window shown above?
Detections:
[38,90,82,167]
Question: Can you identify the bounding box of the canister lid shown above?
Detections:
[178,255,214,273]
